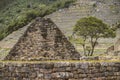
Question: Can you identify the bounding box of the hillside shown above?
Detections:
[47,0,120,36]
[0,0,75,40]
[46,0,120,55]
[0,0,13,10]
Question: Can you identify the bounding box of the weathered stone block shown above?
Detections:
[80,63,89,69]
[79,74,87,78]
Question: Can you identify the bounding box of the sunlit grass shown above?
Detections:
[0,59,120,64]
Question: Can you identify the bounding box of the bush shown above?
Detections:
[0,30,8,40]
[41,6,56,16]
[7,20,17,33]
[25,10,40,21]
[7,15,27,34]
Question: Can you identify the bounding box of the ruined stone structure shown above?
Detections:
[5,17,80,61]
[106,28,120,56]
[2,17,120,80]
[114,40,120,56]
[0,0,119,59]
[0,1,120,79]
[115,39,120,52]
[0,62,120,80]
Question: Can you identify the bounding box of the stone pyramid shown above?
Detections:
[5,17,80,61]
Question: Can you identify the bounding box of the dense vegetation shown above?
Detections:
[0,0,76,40]
[72,17,116,56]
[0,0,14,10]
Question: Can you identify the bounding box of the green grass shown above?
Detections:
[0,0,76,41]
[69,37,113,56]
[0,59,120,63]
[0,48,10,60]
[77,48,106,52]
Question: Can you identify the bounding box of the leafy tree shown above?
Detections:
[73,17,116,56]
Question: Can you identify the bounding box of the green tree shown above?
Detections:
[73,17,116,56]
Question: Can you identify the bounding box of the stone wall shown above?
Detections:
[0,62,120,80]
[4,17,80,61]
[106,28,120,56]
[115,39,120,52]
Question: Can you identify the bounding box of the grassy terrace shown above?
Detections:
[0,59,120,64]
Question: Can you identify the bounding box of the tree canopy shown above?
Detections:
[73,17,116,56]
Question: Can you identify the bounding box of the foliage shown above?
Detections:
[116,22,120,28]
[0,0,76,40]
[0,0,14,10]
[73,17,116,56]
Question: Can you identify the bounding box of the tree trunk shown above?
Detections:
[90,38,98,56]
[83,44,86,56]
[90,46,95,56]
[82,36,87,56]
[90,37,98,56]
[88,50,91,56]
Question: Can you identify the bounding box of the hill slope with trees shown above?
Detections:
[0,0,75,40]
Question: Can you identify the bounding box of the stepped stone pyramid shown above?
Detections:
[5,17,80,61]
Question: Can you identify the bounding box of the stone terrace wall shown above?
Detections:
[0,62,120,80]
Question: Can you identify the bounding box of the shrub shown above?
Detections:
[7,15,27,34]
[7,20,17,33]
[25,10,40,21]
[0,30,7,40]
